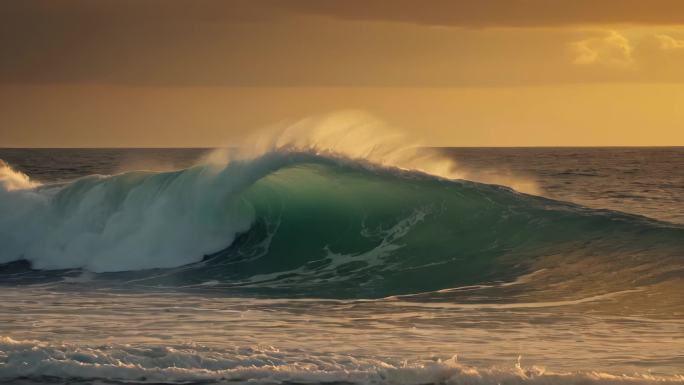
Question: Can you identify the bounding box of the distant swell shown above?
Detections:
[0,152,683,298]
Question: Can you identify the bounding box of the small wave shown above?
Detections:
[1,336,681,385]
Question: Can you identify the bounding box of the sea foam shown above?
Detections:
[0,155,286,272]
[1,336,682,385]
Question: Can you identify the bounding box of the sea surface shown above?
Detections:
[0,147,682,385]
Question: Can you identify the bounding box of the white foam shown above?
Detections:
[0,154,291,272]
[0,336,680,384]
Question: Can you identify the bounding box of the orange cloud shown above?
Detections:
[571,31,634,68]
[655,34,684,50]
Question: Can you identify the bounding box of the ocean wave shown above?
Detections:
[0,150,683,298]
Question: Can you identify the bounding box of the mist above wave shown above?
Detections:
[0,159,37,191]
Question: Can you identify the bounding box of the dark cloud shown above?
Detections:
[0,0,273,23]
[0,0,275,85]
[275,0,684,27]
[1,1,683,87]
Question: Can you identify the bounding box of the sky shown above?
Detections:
[1,0,683,147]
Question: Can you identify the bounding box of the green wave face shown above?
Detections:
[135,159,683,299]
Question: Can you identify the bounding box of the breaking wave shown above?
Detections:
[0,150,682,299]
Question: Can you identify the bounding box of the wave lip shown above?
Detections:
[1,336,682,385]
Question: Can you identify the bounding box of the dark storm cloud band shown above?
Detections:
[3,0,684,27]
[276,0,684,27]
[1,0,683,87]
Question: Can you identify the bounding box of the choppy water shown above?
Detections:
[0,147,682,385]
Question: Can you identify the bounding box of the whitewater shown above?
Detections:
[0,117,683,385]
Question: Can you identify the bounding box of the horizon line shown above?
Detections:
[1,145,683,150]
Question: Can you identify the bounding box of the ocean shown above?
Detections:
[0,147,682,385]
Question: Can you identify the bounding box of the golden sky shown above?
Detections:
[1,0,683,146]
